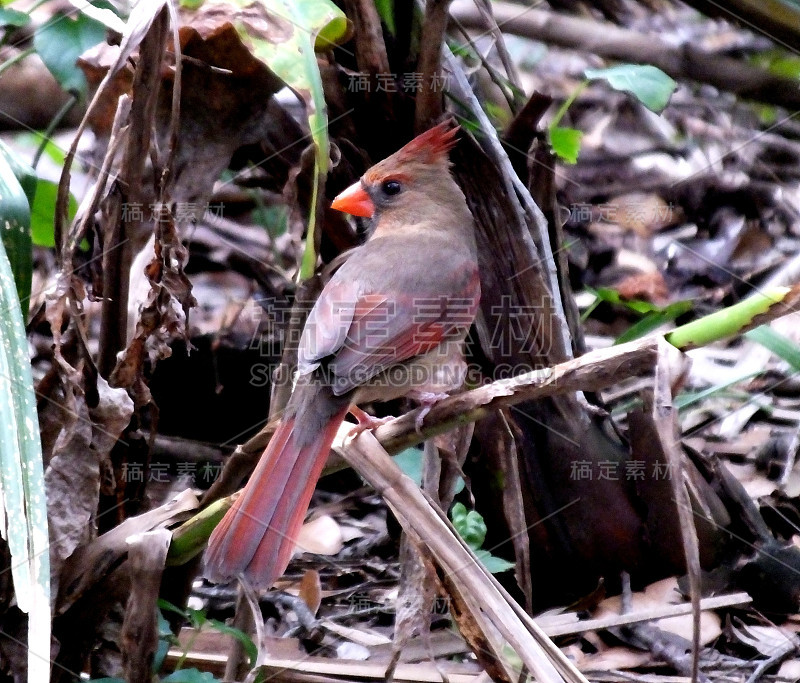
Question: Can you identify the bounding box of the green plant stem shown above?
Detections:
[0,46,33,78]
[580,294,601,322]
[548,79,588,130]
[25,0,51,14]
[298,168,321,281]
[32,94,77,169]
[665,288,789,350]
[172,628,201,672]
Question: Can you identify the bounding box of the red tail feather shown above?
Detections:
[205,387,349,589]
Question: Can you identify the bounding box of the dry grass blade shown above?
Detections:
[641,343,702,683]
[57,488,199,614]
[121,528,172,683]
[334,428,588,683]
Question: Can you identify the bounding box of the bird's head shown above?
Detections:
[331,122,460,220]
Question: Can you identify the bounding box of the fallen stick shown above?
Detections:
[450,0,800,110]
[539,592,752,638]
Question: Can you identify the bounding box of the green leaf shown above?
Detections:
[15,133,67,167]
[484,101,511,129]
[0,239,50,682]
[158,598,189,619]
[675,372,759,410]
[33,10,106,95]
[393,446,423,486]
[549,126,582,164]
[157,607,176,637]
[186,607,207,629]
[450,502,486,550]
[161,669,221,683]
[374,0,395,35]
[474,549,515,574]
[31,179,78,248]
[589,287,692,317]
[754,104,778,126]
[154,614,173,671]
[745,325,800,372]
[0,143,36,205]
[225,0,350,280]
[0,7,30,27]
[614,300,693,345]
[0,142,33,306]
[154,638,170,675]
[250,203,288,239]
[585,64,677,113]
[153,610,174,672]
[751,50,800,80]
[448,40,475,60]
[208,619,258,666]
[589,287,650,314]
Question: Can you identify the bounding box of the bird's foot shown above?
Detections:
[347,405,395,438]
[407,391,450,434]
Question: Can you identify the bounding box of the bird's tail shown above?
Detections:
[205,384,349,588]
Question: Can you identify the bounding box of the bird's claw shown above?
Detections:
[347,405,395,439]
[408,391,450,434]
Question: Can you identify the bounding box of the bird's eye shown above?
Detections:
[381,180,402,196]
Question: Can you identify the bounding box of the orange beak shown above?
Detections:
[331,181,375,217]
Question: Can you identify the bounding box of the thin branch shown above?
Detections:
[473,0,523,98]
[345,0,391,77]
[541,592,751,638]
[197,336,665,513]
[374,336,665,454]
[450,0,800,111]
[415,0,454,131]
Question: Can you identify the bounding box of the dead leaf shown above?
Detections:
[299,569,322,615]
[779,659,800,679]
[595,577,722,645]
[615,271,669,305]
[45,384,99,582]
[606,192,680,236]
[576,646,652,671]
[295,514,343,556]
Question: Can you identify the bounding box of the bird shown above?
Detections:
[204,121,481,589]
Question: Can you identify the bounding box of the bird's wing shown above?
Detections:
[297,266,479,396]
[297,278,361,375]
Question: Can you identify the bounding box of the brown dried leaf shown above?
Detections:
[595,578,722,645]
[111,213,197,397]
[77,43,135,136]
[90,377,135,458]
[615,271,670,305]
[178,4,281,78]
[44,385,98,580]
[56,489,199,613]
[298,570,321,615]
[121,529,171,682]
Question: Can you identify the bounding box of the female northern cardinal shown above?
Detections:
[205,122,480,589]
